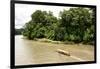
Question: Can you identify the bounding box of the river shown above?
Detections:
[15,35,94,65]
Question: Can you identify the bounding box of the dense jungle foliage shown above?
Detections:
[22,7,95,44]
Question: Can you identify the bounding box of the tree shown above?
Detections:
[59,7,94,43]
[23,10,58,39]
[31,10,57,26]
[23,8,95,44]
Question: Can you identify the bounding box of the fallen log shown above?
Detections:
[56,49,70,56]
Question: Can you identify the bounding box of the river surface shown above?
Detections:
[15,35,94,65]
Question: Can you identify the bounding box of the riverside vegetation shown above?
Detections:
[20,7,95,45]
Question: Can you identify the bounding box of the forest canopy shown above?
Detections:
[22,7,95,44]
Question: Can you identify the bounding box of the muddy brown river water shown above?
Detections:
[15,35,94,65]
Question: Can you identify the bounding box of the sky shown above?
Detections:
[15,4,73,29]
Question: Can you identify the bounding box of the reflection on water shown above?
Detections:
[15,35,94,65]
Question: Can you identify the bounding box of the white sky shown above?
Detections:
[15,4,74,29]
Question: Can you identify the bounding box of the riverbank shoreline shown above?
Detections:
[20,35,94,46]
